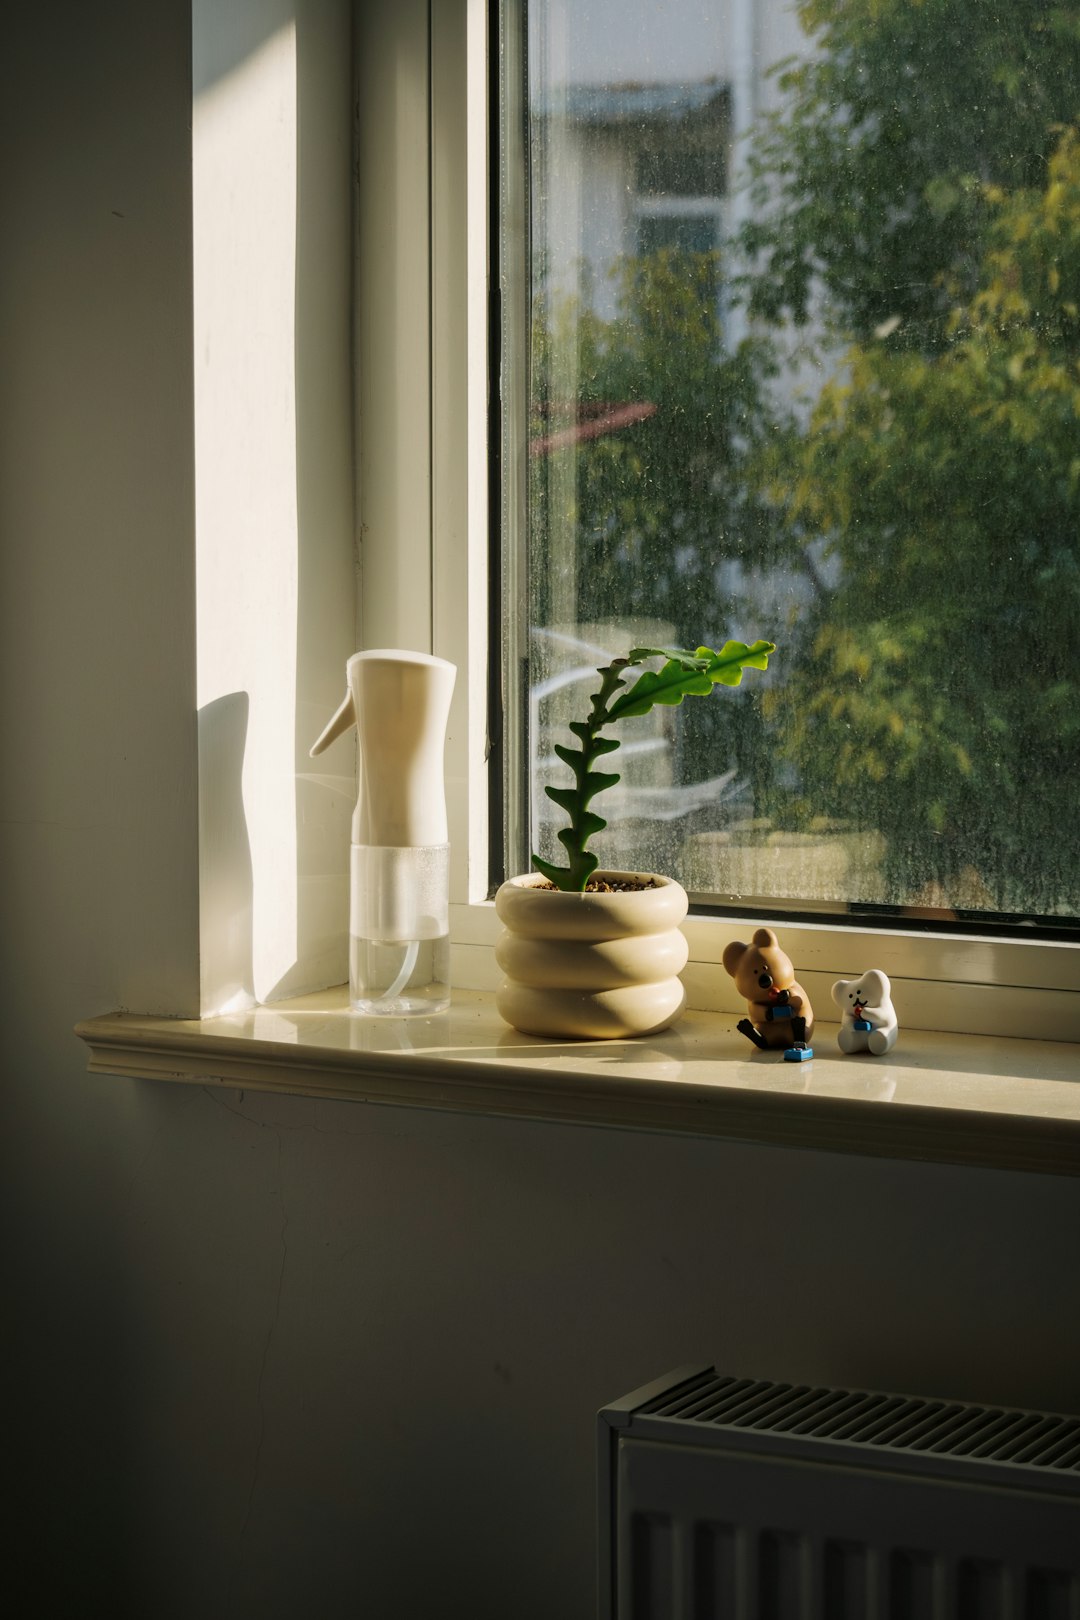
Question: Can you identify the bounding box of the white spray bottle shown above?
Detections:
[311,650,457,1015]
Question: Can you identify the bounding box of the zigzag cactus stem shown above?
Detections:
[531,640,775,893]
[533,659,628,892]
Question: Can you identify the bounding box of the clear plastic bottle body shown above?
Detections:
[349,934,451,1015]
[349,843,450,1015]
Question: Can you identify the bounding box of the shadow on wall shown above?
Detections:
[192,0,287,98]
[198,691,255,1014]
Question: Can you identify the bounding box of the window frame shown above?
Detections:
[356,0,1080,1044]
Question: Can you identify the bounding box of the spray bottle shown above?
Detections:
[310,650,457,1015]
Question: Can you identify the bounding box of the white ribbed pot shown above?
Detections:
[494,870,689,1039]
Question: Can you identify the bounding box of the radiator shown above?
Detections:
[597,1365,1080,1620]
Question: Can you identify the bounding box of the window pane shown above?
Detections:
[515,0,1080,924]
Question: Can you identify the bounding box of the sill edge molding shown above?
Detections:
[75,990,1080,1178]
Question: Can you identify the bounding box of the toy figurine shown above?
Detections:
[831,970,898,1055]
[723,927,815,1060]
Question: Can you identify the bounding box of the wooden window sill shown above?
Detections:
[75,988,1080,1177]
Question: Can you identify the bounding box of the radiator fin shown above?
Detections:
[641,1374,1080,1474]
[823,1538,868,1620]
[629,1512,672,1620]
[888,1547,936,1620]
[957,1557,1007,1620]
[692,1522,737,1619]
[1025,1566,1078,1620]
[758,1529,801,1620]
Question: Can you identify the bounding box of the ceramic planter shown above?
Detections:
[494,870,689,1039]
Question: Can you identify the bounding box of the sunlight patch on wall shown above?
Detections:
[193,17,300,1008]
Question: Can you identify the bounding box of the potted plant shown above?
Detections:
[495,640,774,1038]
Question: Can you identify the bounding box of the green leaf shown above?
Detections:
[544,785,580,815]
[531,854,572,888]
[531,851,598,892]
[627,644,713,670]
[557,816,606,850]
[552,742,584,769]
[639,667,714,712]
[610,640,774,719]
[609,662,714,720]
[581,769,621,799]
[577,810,608,840]
[705,639,776,686]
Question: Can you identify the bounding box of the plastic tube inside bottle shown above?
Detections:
[349,845,450,1015]
[375,939,420,1005]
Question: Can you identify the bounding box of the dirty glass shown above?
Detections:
[512,0,1080,925]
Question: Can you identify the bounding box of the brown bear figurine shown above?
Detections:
[722,927,815,1052]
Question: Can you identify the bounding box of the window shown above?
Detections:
[503,0,1080,938]
[359,0,1080,1041]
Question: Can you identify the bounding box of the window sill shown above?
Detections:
[76,989,1080,1177]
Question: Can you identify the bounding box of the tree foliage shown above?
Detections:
[530,0,1080,916]
[741,0,1080,346]
[746,3,1080,913]
[530,249,781,635]
[530,250,788,823]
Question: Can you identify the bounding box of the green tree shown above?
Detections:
[529,250,785,809]
[760,127,1080,912]
[741,0,1080,346]
[530,249,781,633]
[739,0,1080,914]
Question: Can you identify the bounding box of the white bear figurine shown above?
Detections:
[832,969,898,1055]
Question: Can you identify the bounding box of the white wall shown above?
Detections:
[1,0,201,1603]
[194,0,356,1010]
[3,5,1079,1618]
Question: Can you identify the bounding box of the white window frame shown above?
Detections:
[356,0,1080,1044]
